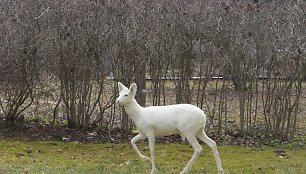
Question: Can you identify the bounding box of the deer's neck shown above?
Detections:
[123,98,143,121]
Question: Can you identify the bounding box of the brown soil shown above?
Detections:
[0,119,305,147]
[0,120,184,144]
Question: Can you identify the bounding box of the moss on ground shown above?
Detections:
[0,140,305,174]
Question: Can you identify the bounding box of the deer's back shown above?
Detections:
[139,104,206,136]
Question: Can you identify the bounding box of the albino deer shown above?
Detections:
[116,82,224,174]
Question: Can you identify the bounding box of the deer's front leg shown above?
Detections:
[148,134,157,174]
[131,134,149,160]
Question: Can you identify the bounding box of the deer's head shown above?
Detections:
[116,82,137,106]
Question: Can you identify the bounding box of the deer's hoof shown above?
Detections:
[151,169,157,174]
[218,169,224,174]
[140,155,150,161]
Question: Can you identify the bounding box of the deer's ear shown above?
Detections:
[129,83,137,97]
[118,82,126,92]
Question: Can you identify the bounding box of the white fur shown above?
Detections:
[117,82,224,174]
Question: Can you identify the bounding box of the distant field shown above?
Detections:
[0,139,305,174]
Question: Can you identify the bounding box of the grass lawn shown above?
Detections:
[0,139,305,174]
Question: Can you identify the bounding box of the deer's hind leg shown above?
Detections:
[180,134,202,174]
[197,130,224,174]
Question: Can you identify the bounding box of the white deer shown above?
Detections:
[116,82,224,174]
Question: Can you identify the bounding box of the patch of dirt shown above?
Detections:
[0,120,185,144]
[0,120,124,144]
[0,119,305,148]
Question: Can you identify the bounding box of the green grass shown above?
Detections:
[0,140,305,174]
